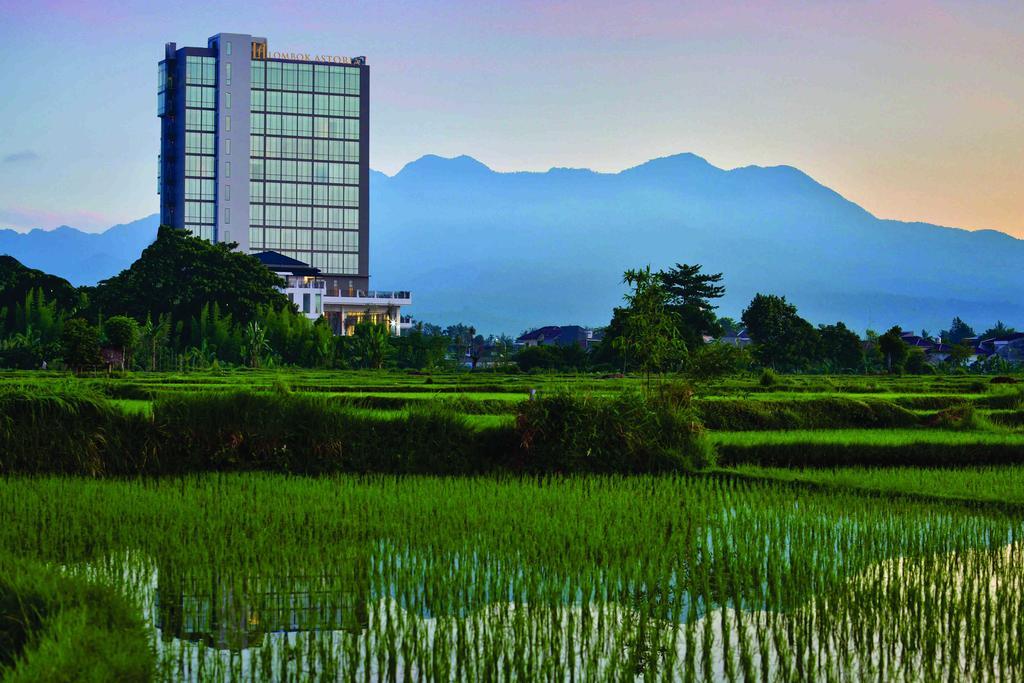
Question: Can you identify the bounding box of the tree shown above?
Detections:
[515,344,589,372]
[590,307,630,371]
[614,266,685,389]
[740,294,818,371]
[61,318,100,371]
[104,315,139,370]
[904,347,930,374]
[817,322,863,372]
[877,326,909,373]
[947,343,972,368]
[139,314,171,371]
[657,263,725,349]
[716,316,742,337]
[88,226,289,331]
[0,255,81,315]
[939,317,976,344]
[686,342,750,382]
[349,321,390,369]
[393,329,447,370]
[980,321,1016,340]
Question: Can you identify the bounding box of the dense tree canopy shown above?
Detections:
[980,321,1016,339]
[741,294,817,371]
[817,322,864,372]
[878,326,910,373]
[0,255,81,314]
[87,226,289,326]
[940,317,976,344]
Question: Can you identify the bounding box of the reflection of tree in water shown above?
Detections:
[154,550,369,651]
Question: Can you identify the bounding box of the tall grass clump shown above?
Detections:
[152,391,487,474]
[0,554,153,681]
[0,384,154,476]
[698,396,920,430]
[516,389,713,472]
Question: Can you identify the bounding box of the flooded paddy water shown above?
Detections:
[4,474,1023,681]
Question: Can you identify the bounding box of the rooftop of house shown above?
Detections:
[253,251,321,277]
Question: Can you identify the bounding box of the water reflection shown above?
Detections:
[153,560,370,651]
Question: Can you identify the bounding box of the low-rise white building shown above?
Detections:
[256,251,411,335]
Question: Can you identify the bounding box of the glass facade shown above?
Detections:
[159,36,369,281]
[248,60,362,274]
[183,56,217,241]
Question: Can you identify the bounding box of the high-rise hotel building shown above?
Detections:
[158,33,409,334]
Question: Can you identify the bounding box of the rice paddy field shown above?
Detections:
[3,369,1024,681]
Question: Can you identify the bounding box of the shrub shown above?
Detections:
[759,368,779,387]
[515,391,713,473]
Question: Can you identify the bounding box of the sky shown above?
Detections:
[0,0,1021,235]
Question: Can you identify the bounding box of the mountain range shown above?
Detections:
[2,153,1022,334]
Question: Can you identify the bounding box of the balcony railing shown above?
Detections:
[326,289,411,300]
[283,280,327,289]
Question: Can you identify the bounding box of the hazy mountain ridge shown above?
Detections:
[2,154,1021,333]
[0,215,160,286]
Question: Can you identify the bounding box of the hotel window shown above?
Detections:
[265,183,281,203]
[225,138,231,155]
[251,61,265,88]
[226,62,232,85]
[226,41,232,56]
[224,207,231,224]
[297,64,313,91]
[185,201,214,222]
[225,161,231,178]
[186,109,215,132]
[266,90,281,112]
[186,86,216,109]
[225,92,231,109]
[186,56,216,85]
[185,154,214,177]
[224,185,231,201]
[184,179,215,201]
[225,115,231,132]
[266,62,282,89]
[185,132,214,154]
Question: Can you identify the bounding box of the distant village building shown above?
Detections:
[100,346,127,372]
[975,332,1024,363]
[515,326,603,351]
[718,328,753,348]
[896,330,1024,366]
[898,331,953,364]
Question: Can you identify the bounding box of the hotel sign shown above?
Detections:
[251,42,361,64]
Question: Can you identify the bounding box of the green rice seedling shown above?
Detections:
[1,474,1021,681]
[713,429,1024,467]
